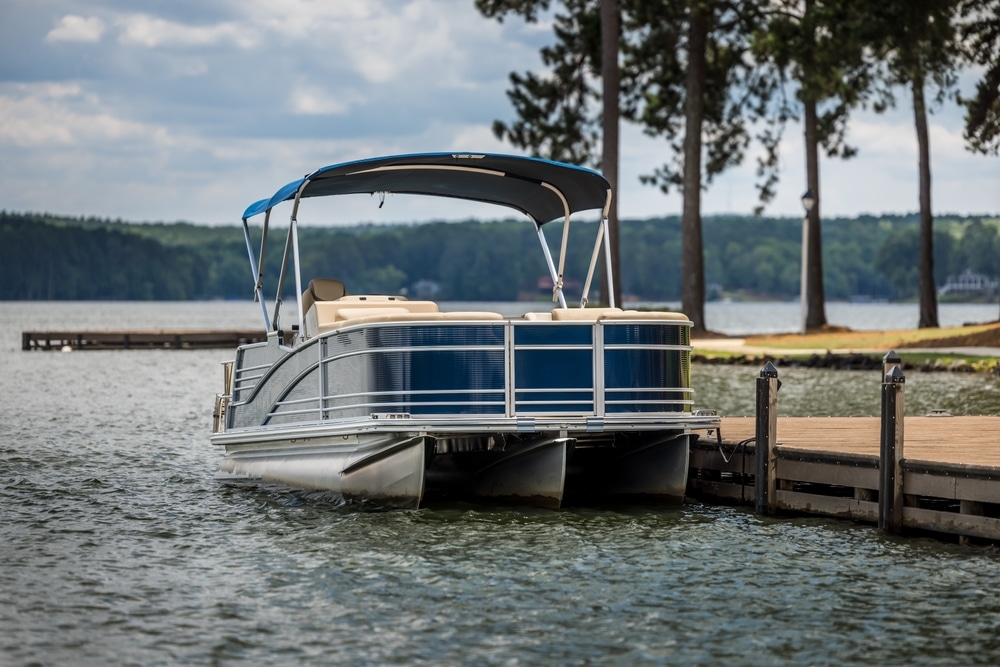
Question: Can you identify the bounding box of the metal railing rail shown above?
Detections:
[230,319,695,427]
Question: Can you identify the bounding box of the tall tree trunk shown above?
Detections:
[802,0,827,331]
[802,98,827,330]
[681,0,708,331]
[913,74,939,328]
[600,0,621,307]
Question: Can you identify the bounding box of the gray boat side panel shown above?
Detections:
[228,319,700,431]
[267,365,322,425]
[231,340,319,428]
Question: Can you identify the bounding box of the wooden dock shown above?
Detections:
[22,329,267,351]
[689,360,1000,544]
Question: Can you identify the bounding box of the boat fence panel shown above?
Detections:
[602,322,692,414]
[512,323,595,414]
[226,318,696,430]
[321,323,507,417]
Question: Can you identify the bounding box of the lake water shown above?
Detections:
[3,301,1000,666]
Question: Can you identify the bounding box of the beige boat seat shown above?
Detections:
[304,294,444,336]
[324,311,504,331]
[301,278,348,314]
[550,307,624,321]
[548,307,689,323]
[605,310,690,322]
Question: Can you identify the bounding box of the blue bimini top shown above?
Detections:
[241,152,612,226]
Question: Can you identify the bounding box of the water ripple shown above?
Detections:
[4,303,1000,665]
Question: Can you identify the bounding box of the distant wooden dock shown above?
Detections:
[689,360,1000,544]
[22,329,267,351]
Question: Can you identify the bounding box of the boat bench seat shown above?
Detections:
[309,306,503,335]
[301,278,348,314]
[606,310,689,322]
[546,308,689,322]
[336,311,503,326]
[550,307,624,320]
[305,296,439,337]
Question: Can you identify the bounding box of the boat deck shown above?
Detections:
[714,415,1000,468]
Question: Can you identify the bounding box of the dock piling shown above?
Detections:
[879,363,906,534]
[755,362,779,515]
[882,350,901,379]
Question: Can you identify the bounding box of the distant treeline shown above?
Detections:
[2,211,998,302]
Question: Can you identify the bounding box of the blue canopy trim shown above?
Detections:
[241,152,611,225]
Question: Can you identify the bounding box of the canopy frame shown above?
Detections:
[239,153,614,337]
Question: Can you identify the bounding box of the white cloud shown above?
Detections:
[4,1,997,225]
[290,85,356,116]
[45,15,106,43]
[116,14,257,49]
[241,0,371,41]
[237,0,515,86]
[0,83,168,148]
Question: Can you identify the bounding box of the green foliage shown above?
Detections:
[753,0,887,162]
[0,212,208,300]
[622,0,776,197]
[3,210,998,302]
[959,0,1000,155]
[477,0,604,167]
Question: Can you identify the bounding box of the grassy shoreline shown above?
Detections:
[691,321,1000,373]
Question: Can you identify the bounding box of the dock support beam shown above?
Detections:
[755,362,779,515]
[879,364,906,534]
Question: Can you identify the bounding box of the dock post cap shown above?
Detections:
[759,361,779,378]
[885,365,906,383]
[883,350,901,363]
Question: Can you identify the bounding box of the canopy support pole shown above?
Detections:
[289,181,310,339]
[535,225,567,308]
[540,182,572,307]
[601,213,615,308]
[256,210,271,300]
[581,220,606,307]
[241,216,270,330]
[271,222,294,332]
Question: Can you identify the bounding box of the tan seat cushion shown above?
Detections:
[315,310,503,334]
[301,278,348,314]
[550,307,624,321]
[605,310,690,322]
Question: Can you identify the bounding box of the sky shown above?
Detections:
[1,0,998,227]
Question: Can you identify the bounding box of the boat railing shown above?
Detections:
[230,316,695,430]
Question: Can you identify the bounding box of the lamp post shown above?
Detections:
[800,189,815,333]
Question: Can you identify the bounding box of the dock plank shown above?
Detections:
[23,329,267,351]
[717,416,1000,470]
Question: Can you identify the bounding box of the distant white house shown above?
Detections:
[938,269,999,297]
